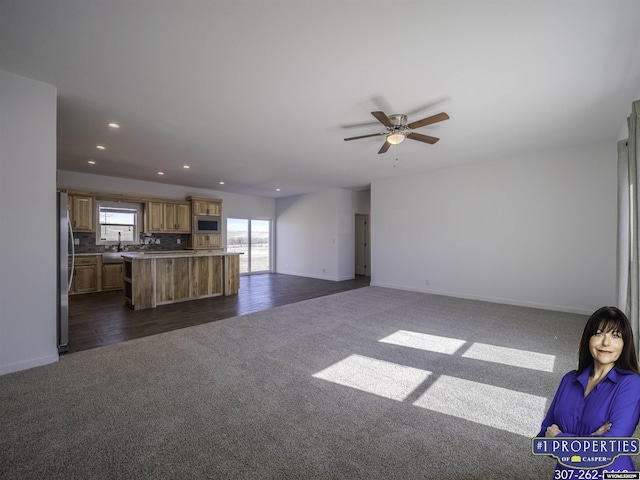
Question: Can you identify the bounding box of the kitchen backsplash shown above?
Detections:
[73,232,191,254]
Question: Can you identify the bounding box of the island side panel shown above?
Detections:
[173,257,191,301]
[225,254,240,296]
[192,256,223,298]
[156,257,191,305]
[131,258,153,310]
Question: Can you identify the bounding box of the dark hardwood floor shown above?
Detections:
[67,273,370,354]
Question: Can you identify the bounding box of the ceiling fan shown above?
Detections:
[344,110,449,154]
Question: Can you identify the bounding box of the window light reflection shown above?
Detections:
[312,354,431,401]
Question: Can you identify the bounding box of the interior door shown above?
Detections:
[355,214,369,276]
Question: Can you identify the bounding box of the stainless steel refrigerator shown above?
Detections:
[57,191,74,353]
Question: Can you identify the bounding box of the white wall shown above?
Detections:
[276,188,358,281]
[371,141,617,315]
[0,70,58,375]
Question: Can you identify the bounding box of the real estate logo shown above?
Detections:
[532,437,639,469]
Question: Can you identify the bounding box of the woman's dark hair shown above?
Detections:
[577,306,640,374]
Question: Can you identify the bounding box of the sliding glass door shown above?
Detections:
[227,218,271,274]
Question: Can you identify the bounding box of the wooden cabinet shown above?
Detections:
[145,201,191,233]
[188,196,223,250]
[191,198,221,216]
[102,263,123,291]
[70,255,98,294]
[146,201,164,232]
[170,203,191,232]
[70,255,124,294]
[70,194,94,232]
[190,233,222,249]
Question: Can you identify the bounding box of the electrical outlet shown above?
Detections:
[74,238,80,245]
[176,239,181,244]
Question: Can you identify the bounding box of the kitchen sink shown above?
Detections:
[101,252,124,264]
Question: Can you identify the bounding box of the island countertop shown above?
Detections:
[121,250,241,259]
[122,251,241,310]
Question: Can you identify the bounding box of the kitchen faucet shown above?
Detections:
[117,232,122,252]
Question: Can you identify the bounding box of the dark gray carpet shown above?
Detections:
[0,287,616,479]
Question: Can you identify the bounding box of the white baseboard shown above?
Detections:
[276,270,354,282]
[368,281,591,316]
[0,354,59,376]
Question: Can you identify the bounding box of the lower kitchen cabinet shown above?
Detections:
[102,263,124,291]
[70,256,99,294]
[70,254,124,294]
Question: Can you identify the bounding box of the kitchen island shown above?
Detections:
[121,251,241,310]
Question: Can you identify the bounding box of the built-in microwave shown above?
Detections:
[194,215,221,234]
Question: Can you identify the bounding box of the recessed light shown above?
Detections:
[183,165,190,169]
[276,188,281,192]
[219,181,225,185]
[96,145,106,150]
[87,160,96,165]
[107,123,120,129]
[157,171,164,175]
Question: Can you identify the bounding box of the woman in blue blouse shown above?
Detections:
[538,306,640,477]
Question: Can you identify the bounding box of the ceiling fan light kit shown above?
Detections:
[386,132,405,145]
[344,109,449,154]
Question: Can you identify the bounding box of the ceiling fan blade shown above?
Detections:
[378,141,391,154]
[344,132,386,141]
[371,111,393,128]
[407,112,449,130]
[407,132,439,144]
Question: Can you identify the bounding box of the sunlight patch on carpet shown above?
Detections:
[461,343,555,372]
[412,375,546,437]
[379,330,555,372]
[378,330,465,354]
[312,354,432,401]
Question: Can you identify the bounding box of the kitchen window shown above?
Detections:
[95,200,142,246]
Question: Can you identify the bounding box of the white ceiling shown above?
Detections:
[1,0,639,198]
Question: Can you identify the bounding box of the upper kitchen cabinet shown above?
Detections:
[190,197,222,216]
[145,201,191,233]
[145,201,164,232]
[173,203,191,233]
[69,194,94,232]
